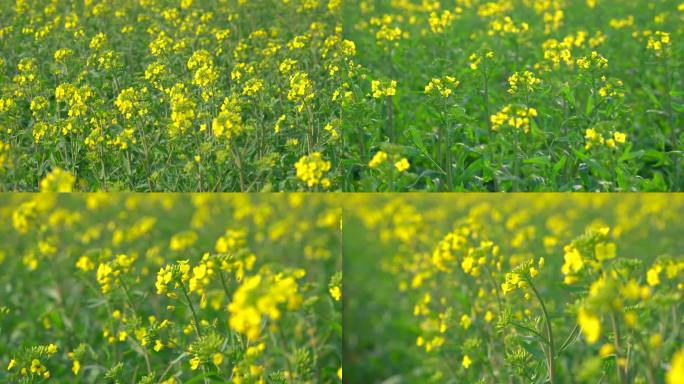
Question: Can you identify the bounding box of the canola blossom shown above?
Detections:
[345,194,684,383]
[0,0,682,191]
[342,0,684,191]
[3,2,684,384]
[0,0,345,191]
[0,194,341,382]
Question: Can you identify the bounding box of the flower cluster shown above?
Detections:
[0,0,345,191]
[345,195,684,382]
[368,150,410,173]
[424,76,460,98]
[647,31,671,57]
[507,71,541,95]
[371,80,397,99]
[0,195,341,382]
[39,168,75,192]
[577,51,609,71]
[428,10,455,34]
[228,269,304,340]
[584,128,627,150]
[490,105,538,133]
[295,152,332,189]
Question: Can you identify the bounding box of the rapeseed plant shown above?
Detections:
[345,194,684,383]
[0,194,341,382]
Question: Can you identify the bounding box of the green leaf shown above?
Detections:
[519,338,546,360]
[557,324,581,355]
[572,148,588,161]
[562,84,576,108]
[641,149,670,166]
[619,148,643,163]
[669,89,684,98]
[407,127,428,154]
[585,93,594,116]
[523,156,550,166]
[552,156,567,177]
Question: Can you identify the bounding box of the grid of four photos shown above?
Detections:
[0,0,683,383]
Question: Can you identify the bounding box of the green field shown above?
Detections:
[341,0,684,191]
[345,194,684,383]
[1,0,682,191]
[0,194,341,383]
[0,0,344,191]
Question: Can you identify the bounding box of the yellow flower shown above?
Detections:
[368,151,388,168]
[578,308,600,344]
[76,256,95,272]
[295,152,332,188]
[189,356,201,370]
[461,256,475,274]
[211,97,243,140]
[613,131,627,144]
[529,266,539,278]
[508,71,541,94]
[668,348,684,384]
[599,343,614,358]
[394,158,410,172]
[7,359,16,371]
[31,359,45,374]
[562,246,584,280]
[212,353,224,366]
[72,360,80,375]
[371,80,397,98]
[424,76,460,98]
[428,10,454,34]
[462,354,472,369]
[40,168,75,192]
[585,128,597,140]
[228,272,302,340]
[647,264,662,286]
[169,231,198,252]
[330,286,341,301]
[287,71,315,111]
[502,271,525,295]
[460,314,471,330]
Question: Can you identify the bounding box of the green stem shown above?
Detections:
[482,56,491,132]
[529,280,556,384]
[136,116,154,191]
[276,327,294,384]
[230,143,246,192]
[610,311,628,384]
[443,98,453,190]
[664,57,680,190]
[180,281,202,338]
[117,277,152,374]
[510,321,550,345]
[387,95,395,143]
[218,269,231,301]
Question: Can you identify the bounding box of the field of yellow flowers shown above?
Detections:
[0,194,342,383]
[0,0,346,191]
[2,0,682,192]
[344,194,684,383]
[342,0,684,191]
